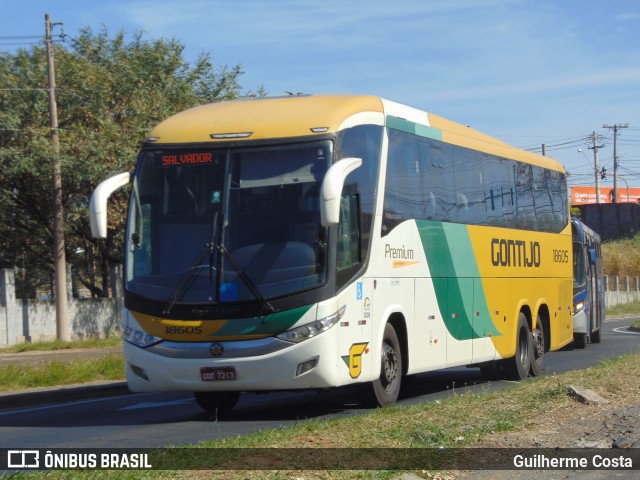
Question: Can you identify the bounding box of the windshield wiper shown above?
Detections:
[162,244,215,315]
[163,211,220,315]
[162,210,275,316]
[217,243,275,315]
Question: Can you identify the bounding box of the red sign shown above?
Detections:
[162,152,213,167]
[571,186,640,204]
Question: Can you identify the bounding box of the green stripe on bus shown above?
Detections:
[417,220,500,340]
[210,304,313,337]
[386,116,442,141]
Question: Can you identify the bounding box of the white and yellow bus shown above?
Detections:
[90,95,574,411]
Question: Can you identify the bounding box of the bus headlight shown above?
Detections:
[122,325,162,348]
[574,301,585,314]
[277,306,345,344]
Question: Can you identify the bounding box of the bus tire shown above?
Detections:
[504,312,531,380]
[529,314,545,377]
[573,333,587,349]
[356,323,402,407]
[193,391,241,414]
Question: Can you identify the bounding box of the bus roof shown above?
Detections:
[147,94,384,144]
[146,94,564,173]
[571,218,601,241]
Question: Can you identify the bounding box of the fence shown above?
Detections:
[605,275,640,308]
[0,267,638,346]
[575,203,640,241]
[0,267,122,346]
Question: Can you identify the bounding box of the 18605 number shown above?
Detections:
[553,249,569,263]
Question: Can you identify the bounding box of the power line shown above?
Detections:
[0,35,42,40]
[521,135,588,152]
[0,87,48,91]
[0,35,43,46]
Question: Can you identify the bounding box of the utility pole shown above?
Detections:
[603,123,629,203]
[588,131,604,204]
[46,14,70,341]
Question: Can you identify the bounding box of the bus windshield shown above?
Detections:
[125,141,332,305]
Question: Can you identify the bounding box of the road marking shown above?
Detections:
[0,393,151,417]
[119,398,193,411]
[613,326,640,335]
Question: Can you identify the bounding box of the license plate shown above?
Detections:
[200,366,237,381]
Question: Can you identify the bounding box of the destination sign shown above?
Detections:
[161,152,214,167]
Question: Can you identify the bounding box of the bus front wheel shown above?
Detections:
[573,333,587,349]
[193,391,241,415]
[357,323,402,407]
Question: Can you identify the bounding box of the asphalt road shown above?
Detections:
[0,317,638,449]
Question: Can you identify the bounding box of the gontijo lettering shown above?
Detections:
[491,238,541,267]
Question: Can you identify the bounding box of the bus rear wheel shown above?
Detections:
[504,312,532,380]
[357,323,402,407]
[193,391,241,415]
[529,314,545,377]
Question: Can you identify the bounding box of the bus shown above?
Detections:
[89,94,574,411]
[571,218,605,348]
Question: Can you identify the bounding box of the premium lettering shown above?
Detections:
[385,244,414,260]
[491,238,541,267]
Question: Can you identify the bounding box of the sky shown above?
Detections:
[1,0,639,188]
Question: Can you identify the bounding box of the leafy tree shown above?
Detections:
[0,27,258,298]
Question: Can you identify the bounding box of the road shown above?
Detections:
[0,317,638,449]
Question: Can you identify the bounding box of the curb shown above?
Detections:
[0,381,130,410]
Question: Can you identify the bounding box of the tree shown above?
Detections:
[0,27,257,298]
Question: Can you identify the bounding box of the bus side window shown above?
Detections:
[383,129,421,233]
[420,141,454,222]
[514,163,537,230]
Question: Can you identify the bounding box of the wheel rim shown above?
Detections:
[381,342,398,391]
[533,324,544,360]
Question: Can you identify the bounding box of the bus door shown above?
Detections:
[337,277,374,384]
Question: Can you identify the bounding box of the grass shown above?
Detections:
[602,232,640,277]
[0,336,120,354]
[0,355,124,391]
[9,351,639,479]
[0,336,124,390]
[606,300,640,318]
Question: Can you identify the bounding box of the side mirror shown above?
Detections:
[320,157,362,226]
[89,172,133,238]
[588,248,598,266]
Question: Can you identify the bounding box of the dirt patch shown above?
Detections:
[455,385,640,480]
[474,400,640,449]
